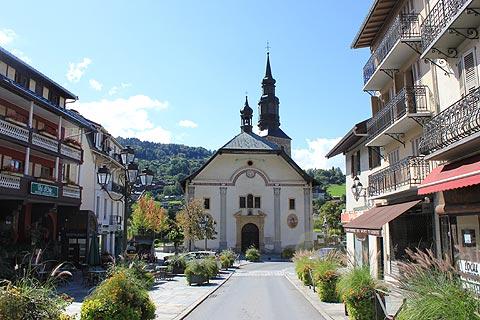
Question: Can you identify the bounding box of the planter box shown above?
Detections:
[188,274,208,286]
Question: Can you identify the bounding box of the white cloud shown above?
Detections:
[89,79,103,91]
[11,49,31,64]
[0,29,16,45]
[292,137,345,170]
[178,120,198,128]
[108,82,131,96]
[66,57,91,83]
[70,95,170,143]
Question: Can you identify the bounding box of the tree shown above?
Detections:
[165,219,184,253]
[130,194,168,237]
[318,200,345,240]
[176,199,217,251]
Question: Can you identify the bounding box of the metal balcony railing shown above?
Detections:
[420,0,470,53]
[420,86,480,155]
[368,156,432,197]
[367,86,428,142]
[363,14,421,84]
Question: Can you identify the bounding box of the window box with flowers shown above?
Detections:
[5,113,28,127]
[38,127,57,139]
[0,166,24,177]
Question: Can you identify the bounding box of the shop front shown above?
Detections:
[418,156,480,292]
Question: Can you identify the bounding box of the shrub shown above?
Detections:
[219,249,236,269]
[185,260,210,285]
[0,278,72,320]
[337,266,377,320]
[167,255,187,274]
[80,270,155,320]
[293,251,318,286]
[395,249,480,320]
[245,247,260,262]
[203,257,219,278]
[109,260,155,289]
[281,247,295,260]
[313,259,340,302]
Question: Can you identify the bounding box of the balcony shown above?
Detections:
[420,86,480,160]
[421,0,480,59]
[363,14,421,91]
[60,143,82,162]
[0,172,21,190]
[32,132,58,152]
[0,118,29,143]
[366,86,431,147]
[368,156,432,198]
[109,214,122,226]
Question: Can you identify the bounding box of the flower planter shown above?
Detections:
[188,274,208,286]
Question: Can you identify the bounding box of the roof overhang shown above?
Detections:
[351,0,398,49]
[326,119,369,158]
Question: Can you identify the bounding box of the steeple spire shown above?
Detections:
[258,52,280,131]
[240,96,253,133]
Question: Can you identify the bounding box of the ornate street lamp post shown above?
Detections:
[96,146,154,252]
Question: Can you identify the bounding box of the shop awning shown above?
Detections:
[343,200,421,236]
[418,155,480,195]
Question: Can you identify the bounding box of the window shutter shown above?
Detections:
[356,151,361,176]
[350,154,355,177]
[463,49,478,94]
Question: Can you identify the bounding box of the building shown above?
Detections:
[0,46,93,263]
[183,54,314,253]
[79,120,125,257]
[327,0,441,280]
[415,0,480,282]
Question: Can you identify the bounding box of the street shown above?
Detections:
[186,261,325,320]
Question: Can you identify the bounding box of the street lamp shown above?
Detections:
[97,147,154,253]
[351,176,364,201]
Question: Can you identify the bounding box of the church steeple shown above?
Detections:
[240,96,253,133]
[258,52,280,131]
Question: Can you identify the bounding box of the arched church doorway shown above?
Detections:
[241,223,259,252]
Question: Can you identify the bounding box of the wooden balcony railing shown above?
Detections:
[0,172,21,189]
[368,156,432,197]
[32,132,58,152]
[367,86,428,142]
[0,118,30,142]
[363,14,420,84]
[420,86,480,155]
[60,143,82,162]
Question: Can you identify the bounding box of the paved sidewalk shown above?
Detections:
[284,268,348,320]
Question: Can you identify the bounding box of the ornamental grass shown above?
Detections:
[395,248,480,320]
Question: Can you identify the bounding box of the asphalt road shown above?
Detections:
[185,261,325,320]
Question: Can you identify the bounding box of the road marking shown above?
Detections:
[233,270,286,277]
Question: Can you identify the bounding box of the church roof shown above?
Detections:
[221,131,281,151]
[259,127,291,140]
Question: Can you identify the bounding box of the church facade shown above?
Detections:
[183,54,314,253]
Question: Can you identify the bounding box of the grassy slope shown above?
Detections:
[326,183,346,197]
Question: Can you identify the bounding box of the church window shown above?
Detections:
[289,199,295,210]
[254,197,261,208]
[204,198,210,210]
[247,194,254,208]
[239,197,246,208]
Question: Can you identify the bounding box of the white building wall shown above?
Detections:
[190,153,311,251]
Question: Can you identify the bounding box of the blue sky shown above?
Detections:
[0,0,372,170]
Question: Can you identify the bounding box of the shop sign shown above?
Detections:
[344,227,382,237]
[458,260,480,294]
[31,182,58,198]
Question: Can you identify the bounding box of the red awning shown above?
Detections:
[343,200,421,236]
[418,155,480,195]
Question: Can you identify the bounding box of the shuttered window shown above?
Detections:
[463,49,478,94]
[368,147,382,169]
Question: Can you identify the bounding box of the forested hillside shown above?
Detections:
[116,137,213,196]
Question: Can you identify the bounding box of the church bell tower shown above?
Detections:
[258,52,292,155]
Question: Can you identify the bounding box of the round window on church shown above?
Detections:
[247,160,253,166]
[287,214,298,229]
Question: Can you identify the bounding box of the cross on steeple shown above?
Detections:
[266,41,271,54]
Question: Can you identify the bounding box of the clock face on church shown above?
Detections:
[287,214,298,228]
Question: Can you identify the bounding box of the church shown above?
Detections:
[183,54,314,253]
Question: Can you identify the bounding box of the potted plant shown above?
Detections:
[245,246,261,262]
[185,260,210,285]
[337,266,379,320]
